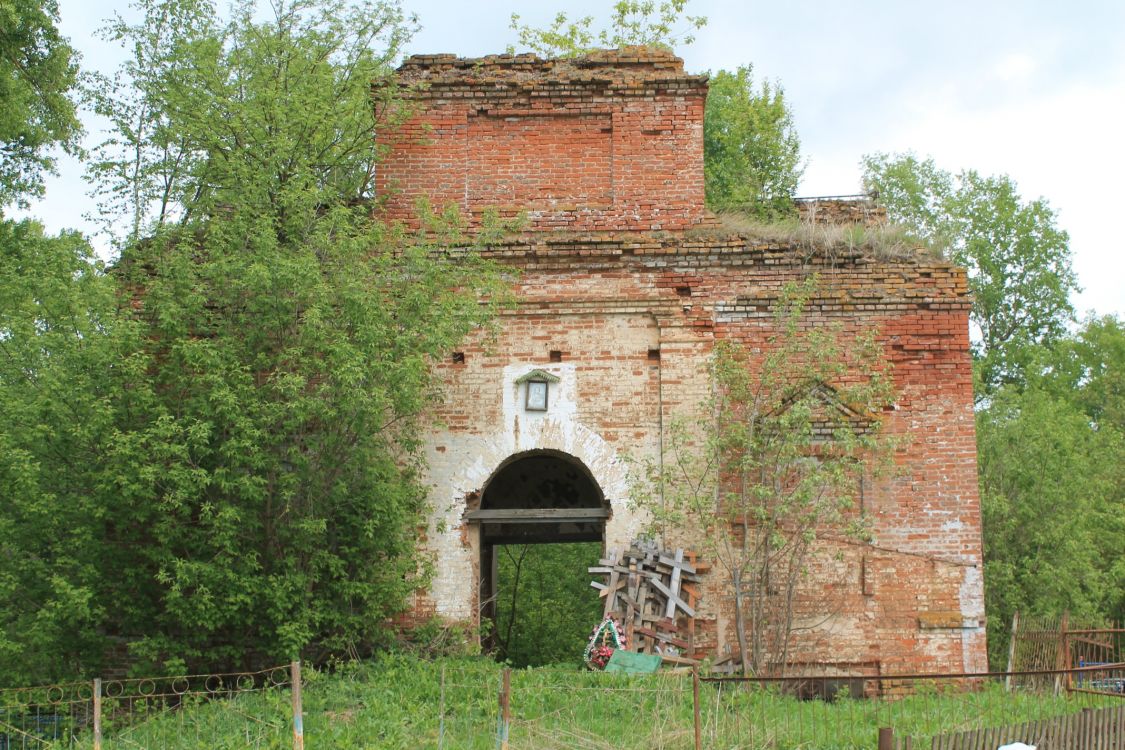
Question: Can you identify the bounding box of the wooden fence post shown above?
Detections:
[92,677,102,750]
[878,726,894,750]
[291,661,304,750]
[692,666,702,750]
[497,667,511,750]
[1054,610,1070,696]
[1005,610,1020,692]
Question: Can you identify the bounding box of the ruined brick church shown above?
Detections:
[376,48,987,674]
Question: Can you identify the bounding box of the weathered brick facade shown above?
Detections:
[377,48,987,675]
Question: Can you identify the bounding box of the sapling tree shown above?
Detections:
[509,1,706,57]
[647,277,897,676]
[704,66,802,219]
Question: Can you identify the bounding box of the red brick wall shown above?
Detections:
[410,234,986,674]
[378,50,987,675]
[376,48,707,232]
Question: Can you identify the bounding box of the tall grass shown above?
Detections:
[38,657,1123,749]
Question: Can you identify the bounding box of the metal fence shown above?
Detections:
[366,662,1125,750]
[1,661,1122,749]
[0,664,296,749]
[1005,611,1124,694]
[701,664,1125,750]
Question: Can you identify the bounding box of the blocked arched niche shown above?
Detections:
[481,449,606,510]
[470,449,609,545]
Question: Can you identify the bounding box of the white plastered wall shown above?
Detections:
[422,361,651,622]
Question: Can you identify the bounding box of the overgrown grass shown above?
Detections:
[708,212,943,262]
[45,657,1122,749]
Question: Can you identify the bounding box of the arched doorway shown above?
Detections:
[466,450,609,662]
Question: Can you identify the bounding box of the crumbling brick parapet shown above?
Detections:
[377,48,707,233]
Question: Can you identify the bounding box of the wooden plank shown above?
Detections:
[625,562,638,648]
[466,507,609,522]
[1005,610,1019,692]
[602,574,619,616]
[1055,610,1071,695]
[664,549,684,619]
[659,653,700,666]
[649,577,696,617]
[636,612,667,624]
[636,572,651,653]
[657,553,697,575]
[633,626,689,649]
[617,593,641,610]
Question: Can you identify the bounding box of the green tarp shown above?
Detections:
[604,650,663,674]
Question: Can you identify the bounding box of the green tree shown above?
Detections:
[0,0,96,685]
[704,66,801,218]
[0,0,82,207]
[0,0,507,680]
[0,219,127,684]
[1044,315,1125,430]
[862,153,1078,397]
[92,0,506,672]
[978,317,1125,667]
[86,0,415,246]
[647,278,897,676]
[494,543,603,667]
[509,1,706,57]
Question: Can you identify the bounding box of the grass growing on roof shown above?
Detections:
[706,212,942,262]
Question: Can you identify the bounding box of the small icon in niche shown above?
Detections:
[526,380,548,411]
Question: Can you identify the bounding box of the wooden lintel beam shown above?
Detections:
[466,507,609,523]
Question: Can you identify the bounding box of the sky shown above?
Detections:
[24,0,1125,317]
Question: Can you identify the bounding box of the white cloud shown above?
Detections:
[990,53,1038,83]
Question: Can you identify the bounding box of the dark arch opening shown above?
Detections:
[469,450,608,665]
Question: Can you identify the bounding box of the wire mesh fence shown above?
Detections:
[506,668,695,750]
[701,664,1125,749]
[0,660,1122,749]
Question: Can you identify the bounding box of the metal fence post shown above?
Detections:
[93,677,102,750]
[692,666,702,750]
[497,667,511,750]
[438,663,446,750]
[878,726,894,750]
[291,661,304,750]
